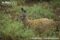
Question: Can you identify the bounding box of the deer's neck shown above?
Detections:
[22,17,29,26]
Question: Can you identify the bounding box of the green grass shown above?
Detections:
[19,5,55,19]
[0,13,34,40]
[0,3,58,40]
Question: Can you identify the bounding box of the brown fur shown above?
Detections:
[20,13,56,32]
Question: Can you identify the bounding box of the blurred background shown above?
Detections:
[0,0,60,40]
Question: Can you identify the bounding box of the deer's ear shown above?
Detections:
[21,8,26,13]
[24,10,26,13]
[21,8,24,11]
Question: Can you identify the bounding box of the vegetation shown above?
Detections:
[0,0,60,40]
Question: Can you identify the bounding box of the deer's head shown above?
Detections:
[19,8,27,21]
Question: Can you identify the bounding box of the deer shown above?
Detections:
[19,8,57,36]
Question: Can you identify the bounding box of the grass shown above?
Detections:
[18,5,55,19]
[0,2,59,40]
[0,12,35,40]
